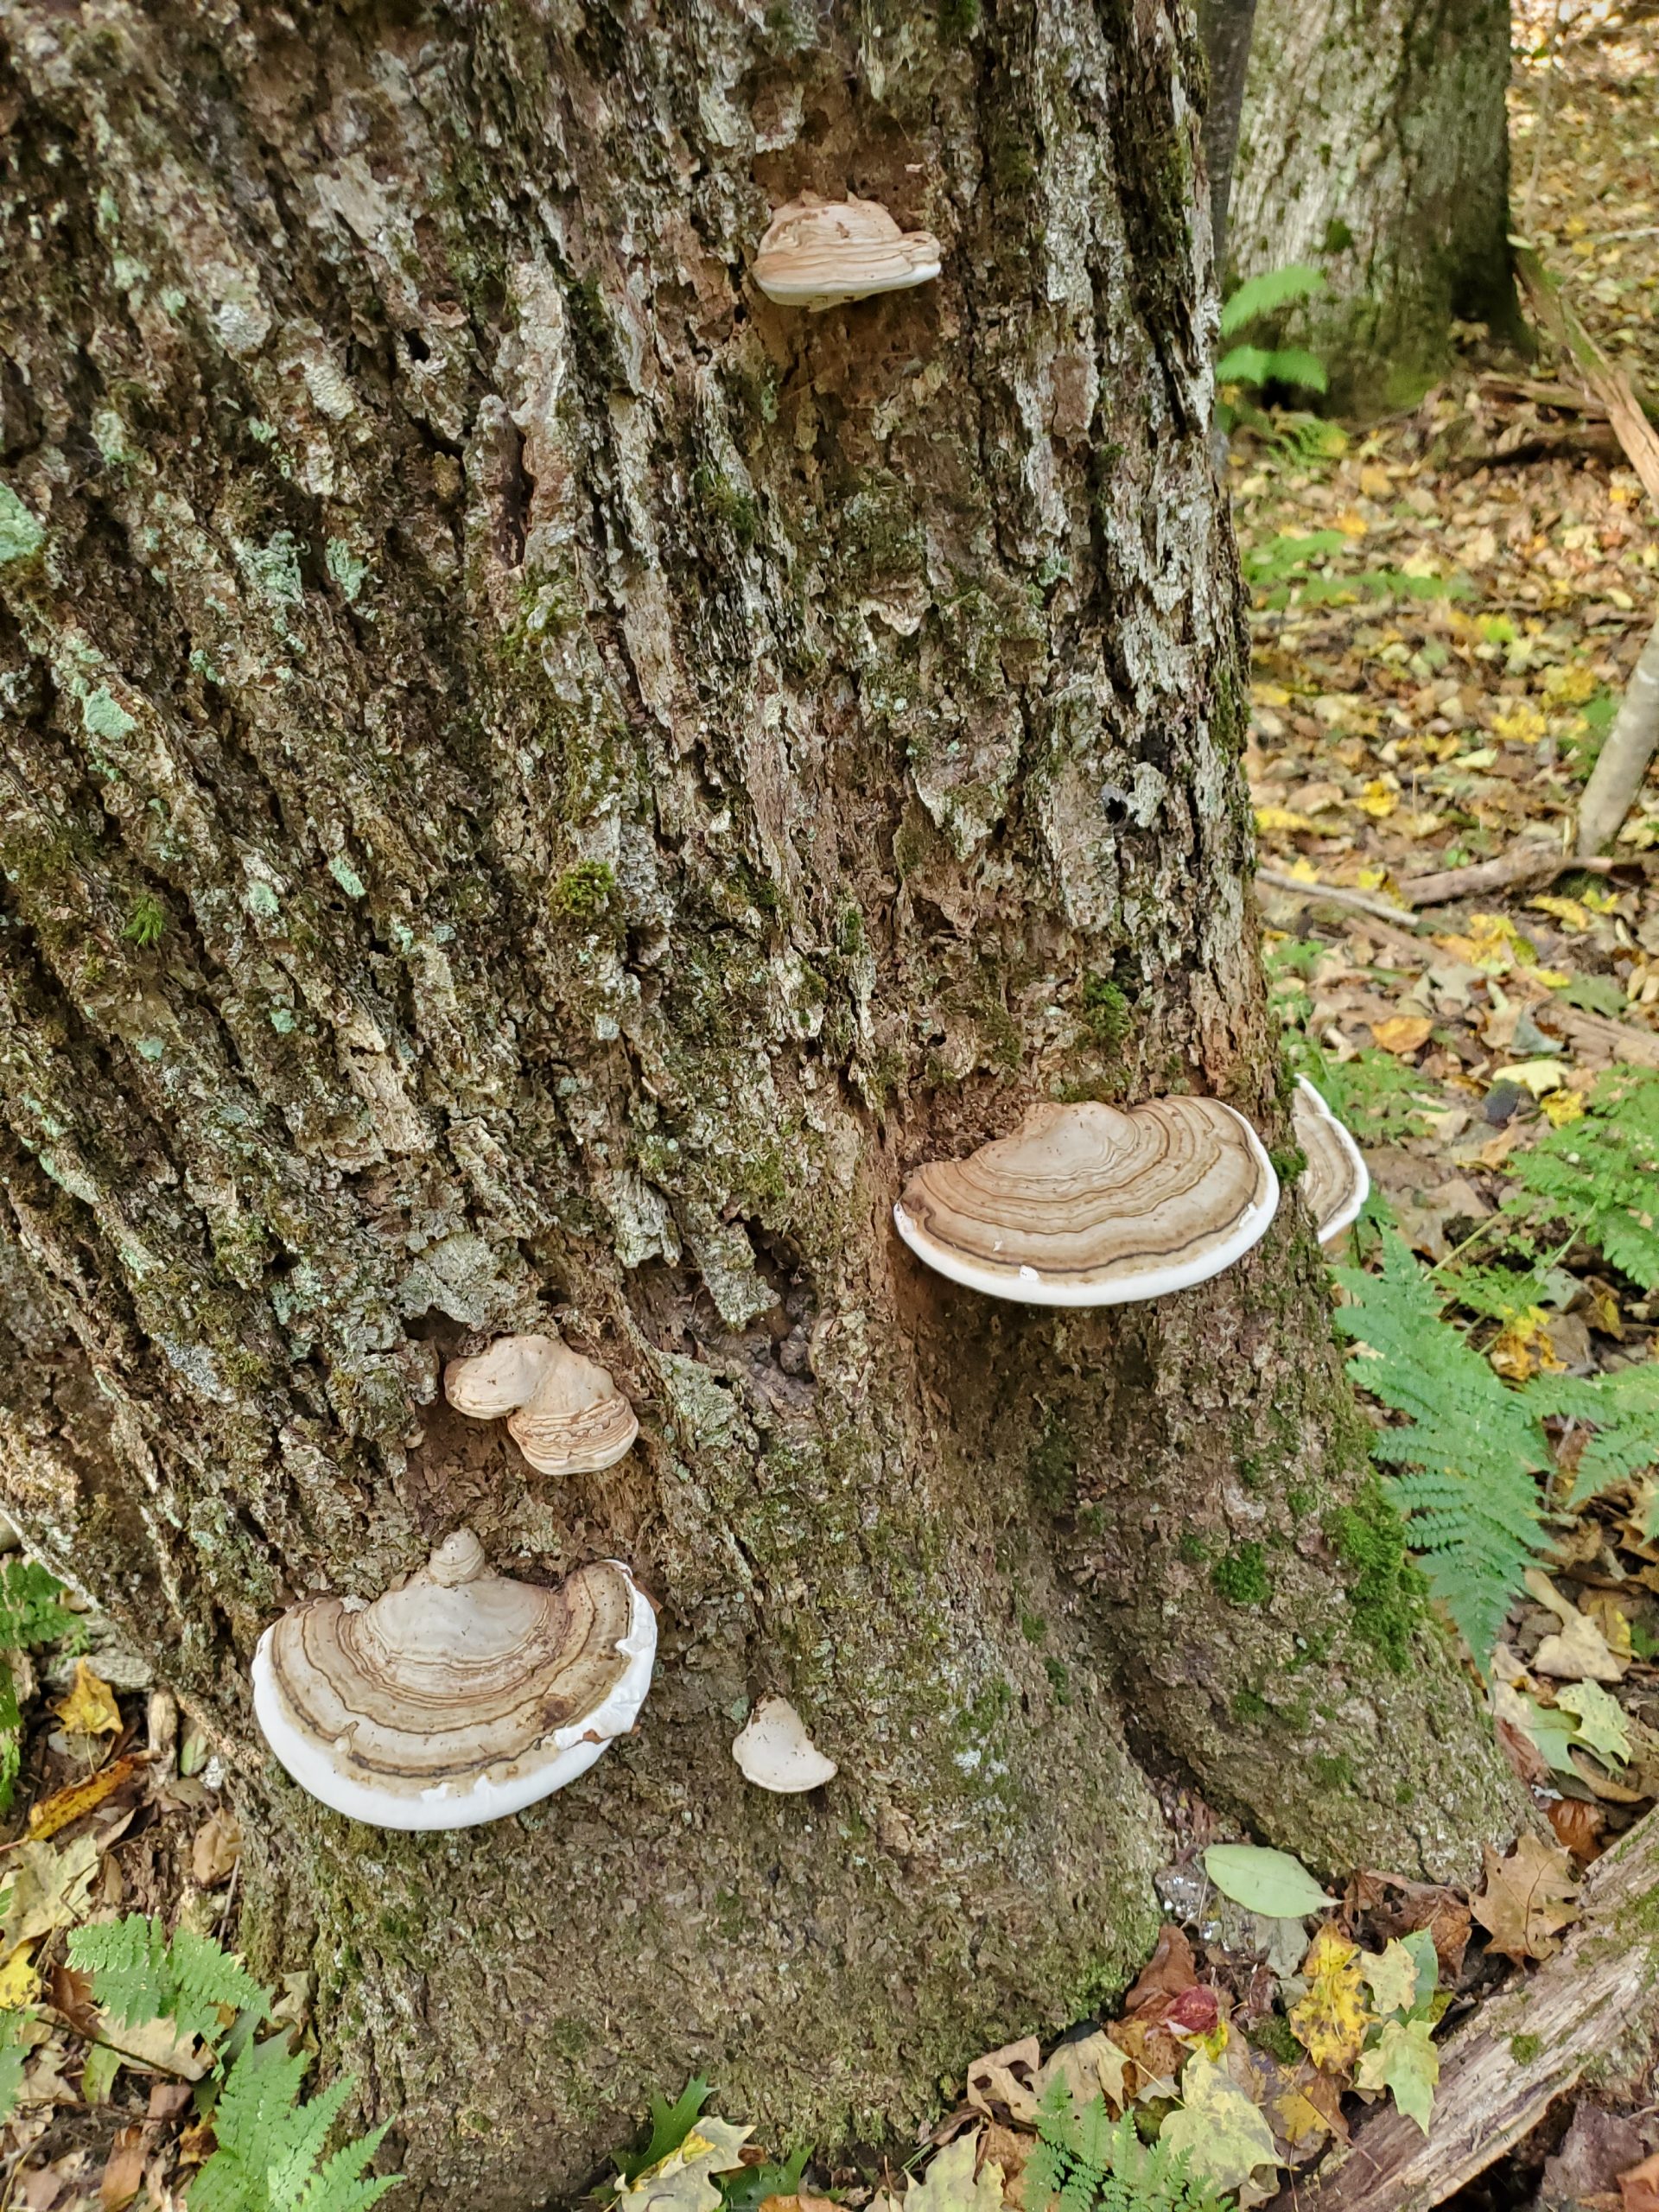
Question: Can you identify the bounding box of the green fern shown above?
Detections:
[1506,1071,1659,1292]
[1220,263,1325,338]
[0,2007,34,2126]
[67,1916,268,2047]
[1529,1361,1659,1528]
[1026,2076,1224,2212]
[191,2036,397,2212]
[0,1558,81,1811]
[1216,343,1328,394]
[1333,1235,1549,1663]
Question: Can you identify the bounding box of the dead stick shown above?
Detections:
[1256,868,1426,931]
[1576,608,1659,857]
[1398,845,1618,906]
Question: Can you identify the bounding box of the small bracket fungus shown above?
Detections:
[753,192,942,310]
[893,1096,1279,1306]
[251,1529,657,1830]
[1292,1075,1370,1244]
[732,1696,837,1794]
[443,1332,638,1476]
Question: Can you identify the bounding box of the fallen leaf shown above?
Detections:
[0,1835,100,1950]
[1541,1087,1588,1128]
[1535,1611,1625,1682]
[616,2120,753,2212]
[1122,1924,1197,2006]
[1370,1014,1433,1056]
[1351,1872,1472,1977]
[99,2123,149,2211]
[190,1811,241,1888]
[1272,2063,1347,2152]
[965,2037,1039,2126]
[906,2133,1003,2212]
[1256,806,1320,835]
[1106,2010,1184,2103]
[1203,1845,1331,1919]
[1547,1795,1605,1865]
[1036,2030,1128,2117]
[1289,1929,1372,2074]
[1356,2016,1439,2135]
[1620,2149,1659,2212]
[1557,1680,1633,1767]
[28,1757,145,1841]
[1159,2053,1280,2196]
[0,1945,41,2008]
[1359,1940,1418,2021]
[53,1662,119,1738]
[1472,1835,1580,1964]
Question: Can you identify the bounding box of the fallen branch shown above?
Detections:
[1398,842,1618,906]
[1515,246,1659,506]
[1303,1806,1659,2212]
[1576,608,1659,856]
[1256,868,1426,931]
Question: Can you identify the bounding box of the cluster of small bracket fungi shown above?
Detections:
[249,188,1371,1832]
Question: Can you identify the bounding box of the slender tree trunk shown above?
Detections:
[1198,0,1261,268]
[1229,0,1516,407]
[0,1,1522,2204]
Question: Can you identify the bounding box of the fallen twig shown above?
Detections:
[1398,842,1618,906]
[1576,608,1659,855]
[1516,245,1659,505]
[1302,1806,1659,2212]
[1256,868,1425,930]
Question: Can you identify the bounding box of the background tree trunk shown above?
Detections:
[1197,0,1261,267]
[0,1,1522,2204]
[1228,0,1516,407]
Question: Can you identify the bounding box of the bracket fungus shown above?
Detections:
[251,1529,657,1830]
[443,1332,638,1477]
[732,1696,837,1794]
[893,1096,1279,1306]
[1292,1076,1370,1244]
[753,192,942,310]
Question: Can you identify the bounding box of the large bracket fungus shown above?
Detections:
[251,1529,657,1830]
[1291,1075,1370,1245]
[753,192,942,309]
[893,1097,1279,1306]
[443,1332,638,1476]
[732,1696,837,1794]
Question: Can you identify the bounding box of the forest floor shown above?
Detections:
[3,9,1659,2212]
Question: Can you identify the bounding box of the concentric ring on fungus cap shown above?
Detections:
[893,1096,1280,1307]
[252,1529,656,1831]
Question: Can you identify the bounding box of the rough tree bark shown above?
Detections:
[1228,0,1516,407]
[0,2,1522,2205]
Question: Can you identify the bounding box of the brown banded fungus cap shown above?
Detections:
[1292,1075,1370,1244]
[893,1097,1279,1306]
[251,1529,657,1830]
[753,192,942,310]
[732,1696,837,1794]
[444,1332,638,1477]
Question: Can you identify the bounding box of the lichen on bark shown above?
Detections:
[0,0,1522,2203]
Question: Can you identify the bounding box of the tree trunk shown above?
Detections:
[0,2,1523,2204]
[1197,0,1261,268]
[1228,0,1516,408]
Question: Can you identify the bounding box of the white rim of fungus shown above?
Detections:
[251,1566,658,1832]
[757,253,943,308]
[1294,1076,1370,1243]
[891,1102,1281,1307]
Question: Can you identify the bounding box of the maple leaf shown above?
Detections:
[617,2119,753,2212]
[1358,1940,1418,2021]
[1159,2054,1279,2196]
[905,2133,1003,2212]
[1472,1836,1580,1964]
[1556,1680,1632,1767]
[54,1660,120,1737]
[1357,2018,1439,2134]
[1288,1929,1372,2073]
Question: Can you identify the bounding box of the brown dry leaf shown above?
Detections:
[965,2037,1040,2127]
[1370,1014,1433,1056]
[1037,2029,1128,2117]
[978,2126,1031,2209]
[1622,2151,1659,2212]
[1472,1835,1581,1964]
[100,2126,149,2212]
[28,1756,146,1841]
[46,1961,99,2041]
[53,1661,120,1738]
[1535,1610,1625,1682]
[1547,1795,1605,1865]
[1105,2011,1184,2103]
[191,1810,241,1888]
[1354,1872,1474,1979]
[1580,1593,1634,1660]
[1,1834,100,1950]
[1122,1923,1196,2007]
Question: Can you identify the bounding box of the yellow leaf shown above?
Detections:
[1493,703,1547,745]
[1490,1309,1561,1382]
[1370,1015,1433,1056]
[1356,867,1389,891]
[1542,664,1599,706]
[1354,779,1397,819]
[1528,895,1593,932]
[1492,1060,1567,1097]
[1358,466,1392,498]
[0,1944,40,2009]
[54,1661,120,1737]
[1255,806,1319,835]
[1252,683,1292,709]
[1289,1929,1372,2073]
[1541,1087,1587,1128]
[1335,510,1369,537]
[28,1753,144,1840]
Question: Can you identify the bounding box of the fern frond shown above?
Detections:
[0,2008,33,2125]
[1217,344,1327,392]
[0,1560,79,1652]
[1220,263,1325,336]
[67,1915,266,2049]
[1335,1236,1549,1663]
[1529,1362,1659,1515]
[1023,2138,1069,2209]
[1508,1070,1659,1292]
[193,2037,398,2212]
